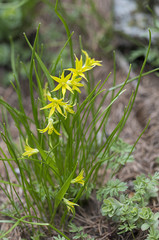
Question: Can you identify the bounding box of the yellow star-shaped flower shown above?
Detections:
[68,76,84,93]
[67,55,88,80]
[38,118,60,135]
[67,50,102,81]
[22,139,39,157]
[71,169,85,186]
[51,72,73,98]
[82,50,102,69]
[40,96,65,118]
[40,95,75,119]
[63,198,79,213]
[63,102,75,119]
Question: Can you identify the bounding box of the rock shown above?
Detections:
[114,0,159,44]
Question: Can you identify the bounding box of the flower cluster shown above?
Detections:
[38,50,102,136]
[52,50,102,97]
[22,50,101,155]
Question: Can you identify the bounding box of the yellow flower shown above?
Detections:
[67,50,102,81]
[51,71,73,98]
[67,55,88,80]
[40,96,65,118]
[40,95,75,119]
[63,198,79,213]
[22,139,39,157]
[38,118,60,135]
[63,102,75,119]
[82,50,102,69]
[71,169,85,186]
[68,76,84,93]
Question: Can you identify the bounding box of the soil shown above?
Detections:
[1,0,159,239]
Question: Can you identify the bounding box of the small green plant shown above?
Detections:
[30,230,45,240]
[97,178,128,201]
[97,137,135,181]
[54,235,66,240]
[100,173,159,239]
[69,223,94,240]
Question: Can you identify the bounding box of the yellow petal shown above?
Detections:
[63,198,79,213]
[22,140,39,157]
[39,118,61,135]
[71,169,85,186]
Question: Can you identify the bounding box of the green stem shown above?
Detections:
[108,68,159,92]
[55,0,74,67]
[131,230,136,240]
